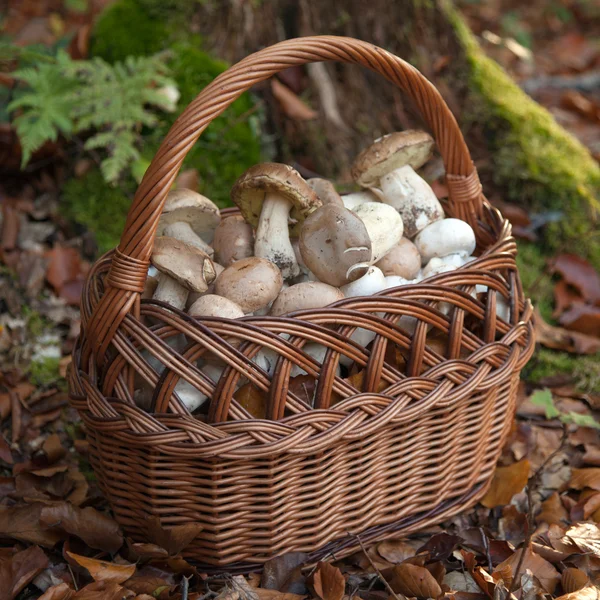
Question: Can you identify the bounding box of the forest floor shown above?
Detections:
[1,0,600,598]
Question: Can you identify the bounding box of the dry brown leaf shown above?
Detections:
[564,523,600,557]
[391,563,442,598]
[66,551,135,584]
[583,446,600,467]
[271,79,318,121]
[552,254,600,305]
[40,504,123,553]
[443,570,482,593]
[569,469,600,491]
[312,562,345,600]
[45,246,82,295]
[0,545,49,600]
[42,433,67,464]
[533,308,600,354]
[38,583,76,600]
[554,587,600,600]
[495,547,560,593]
[234,383,267,419]
[261,551,307,594]
[481,459,530,508]
[0,434,13,464]
[254,590,305,600]
[560,304,600,337]
[562,567,590,593]
[536,492,569,526]
[146,517,202,556]
[71,580,131,600]
[0,503,62,547]
[553,281,583,318]
[376,539,416,563]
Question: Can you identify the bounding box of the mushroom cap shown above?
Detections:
[151,236,216,293]
[299,203,371,286]
[351,131,435,188]
[213,215,254,267]
[340,266,386,298]
[414,218,476,264]
[188,295,245,319]
[307,178,343,207]
[270,282,344,316]
[215,257,283,313]
[230,163,321,232]
[375,238,421,279]
[156,189,221,242]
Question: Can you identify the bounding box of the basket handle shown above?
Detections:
[84,35,484,363]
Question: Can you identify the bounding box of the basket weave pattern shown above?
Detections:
[69,36,534,571]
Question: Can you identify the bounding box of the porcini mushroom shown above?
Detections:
[421,253,471,278]
[151,237,216,310]
[307,178,343,206]
[215,256,283,314]
[351,203,404,264]
[212,215,254,267]
[351,131,444,238]
[340,266,387,297]
[414,218,476,264]
[270,282,344,316]
[231,163,320,279]
[186,262,225,308]
[375,238,421,279]
[290,343,341,377]
[342,190,380,211]
[299,203,372,286]
[188,295,245,319]
[156,189,221,255]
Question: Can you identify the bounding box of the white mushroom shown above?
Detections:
[414,218,476,265]
[421,253,472,279]
[290,343,341,377]
[341,190,380,211]
[188,295,245,319]
[340,266,387,298]
[231,163,321,279]
[351,131,444,238]
[270,282,344,316]
[351,203,404,264]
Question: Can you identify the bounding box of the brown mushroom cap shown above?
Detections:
[230,163,320,235]
[299,203,372,286]
[215,257,283,313]
[213,215,254,267]
[151,236,216,293]
[375,238,421,279]
[188,295,245,319]
[270,282,344,316]
[156,189,221,242]
[307,178,343,207]
[351,131,435,188]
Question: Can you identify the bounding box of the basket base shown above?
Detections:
[197,481,486,575]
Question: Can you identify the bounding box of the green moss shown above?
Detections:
[29,356,62,387]
[444,1,600,270]
[515,241,554,322]
[525,348,600,393]
[62,169,135,253]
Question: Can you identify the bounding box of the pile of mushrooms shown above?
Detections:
[138,130,504,415]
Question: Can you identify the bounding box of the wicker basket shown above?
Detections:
[69,36,535,572]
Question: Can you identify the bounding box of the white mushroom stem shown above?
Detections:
[254,194,299,279]
[175,364,228,412]
[153,275,188,310]
[163,221,214,256]
[421,253,471,279]
[342,190,380,211]
[290,344,341,377]
[341,266,387,297]
[475,285,511,321]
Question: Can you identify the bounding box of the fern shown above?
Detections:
[7,49,177,183]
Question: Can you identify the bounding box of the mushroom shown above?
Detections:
[414,218,476,264]
[215,256,283,314]
[231,163,320,279]
[340,266,387,297]
[270,282,344,316]
[186,262,225,308]
[421,253,471,279]
[156,189,221,255]
[290,343,341,377]
[151,237,216,310]
[212,215,254,267]
[299,202,372,286]
[348,203,404,265]
[351,131,444,238]
[375,238,421,279]
[142,275,159,300]
[307,178,343,206]
[188,295,245,319]
[342,190,380,211]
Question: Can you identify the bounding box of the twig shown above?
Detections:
[354,534,405,600]
[479,526,493,573]
[181,574,190,600]
[68,563,79,591]
[508,424,568,594]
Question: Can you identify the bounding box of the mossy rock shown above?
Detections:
[67,0,262,251]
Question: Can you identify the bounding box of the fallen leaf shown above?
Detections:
[70,580,130,600]
[146,517,202,556]
[552,255,600,306]
[562,91,600,123]
[38,583,76,600]
[66,551,135,584]
[312,562,345,600]
[254,591,305,600]
[495,547,560,593]
[0,434,13,464]
[553,281,583,318]
[536,492,569,526]
[481,459,530,508]
[443,570,482,593]
[533,308,600,354]
[0,545,49,600]
[261,552,308,594]
[376,539,416,563]
[569,469,600,491]
[554,588,600,600]
[126,540,169,560]
[559,304,600,338]
[234,383,268,418]
[391,563,442,598]
[0,503,62,547]
[41,433,67,464]
[416,532,462,562]
[562,567,590,593]
[45,246,82,295]
[564,523,600,557]
[271,79,318,121]
[40,504,123,553]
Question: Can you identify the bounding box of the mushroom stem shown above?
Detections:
[254,193,299,279]
[162,221,214,256]
[153,275,188,310]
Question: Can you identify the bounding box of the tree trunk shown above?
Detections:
[194,0,600,268]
